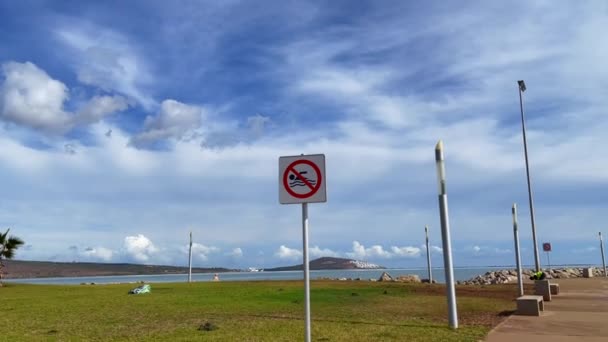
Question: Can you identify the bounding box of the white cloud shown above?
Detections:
[123,234,159,263]
[275,245,302,260]
[226,247,243,258]
[346,241,391,259]
[130,99,204,147]
[0,61,71,132]
[309,246,340,258]
[247,114,270,137]
[421,244,443,254]
[494,248,512,255]
[55,25,155,109]
[74,95,130,126]
[472,246,482,253]
[391,246,421,258]
[189,243,220,262]
[82,246,114,262]
[346,241,423,259]
[0,61,129,134]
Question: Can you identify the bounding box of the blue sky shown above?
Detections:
[1,1,607,269]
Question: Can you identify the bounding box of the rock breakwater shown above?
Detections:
[458,267,605,285]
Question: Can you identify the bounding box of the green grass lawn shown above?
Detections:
[0,280,517,341]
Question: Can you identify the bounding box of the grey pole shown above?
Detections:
[600,232,607,277]
[435,140,458,329]
[302,203,311,342]
[425,225,433,283]
[188,231,193,283]
[518,80,541,272]
[512,204,524,297]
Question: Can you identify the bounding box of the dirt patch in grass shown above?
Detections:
[404,283,534,301]
[382,282,533,327]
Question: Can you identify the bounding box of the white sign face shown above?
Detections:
[279,154,326,204]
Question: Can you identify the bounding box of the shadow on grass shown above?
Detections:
[497,310,515,317]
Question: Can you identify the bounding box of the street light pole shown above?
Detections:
[518,80,541,273]
[435,140,458,329]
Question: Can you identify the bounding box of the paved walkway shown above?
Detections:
[485,277,608,341]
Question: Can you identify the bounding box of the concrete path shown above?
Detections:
[485,277,608,341]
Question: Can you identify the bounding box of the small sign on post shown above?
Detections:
[279,154,326,342]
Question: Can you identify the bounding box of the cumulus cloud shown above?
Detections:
[309,246,340,258]
[390,246,421,258]
[0,61,71,132]
[226,247,243,258]
[468,245,512,256]
[347,241,391,259]
[421,245,443,254]
[275,245,302,260]
[347,241,423,259]
[189,243,220,262]
[123,234,158,263]
[0,61,129,134]
[130,99,204,147]
[82,246,114,262]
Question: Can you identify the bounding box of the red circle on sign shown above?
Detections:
[283,159,322,199]
[542,243,551,252]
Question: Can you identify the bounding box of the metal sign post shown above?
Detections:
[435,140,458,330]
[600,232,606,277]
[512,204,524,297]
[279,154,326,342]
[425,225,432,283]
[188,231,193,283]
[542,243,552,272]
[301,203,310,342]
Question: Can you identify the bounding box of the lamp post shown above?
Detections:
[435,140,458,329]
[518,80,541,272]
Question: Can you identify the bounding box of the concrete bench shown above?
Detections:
[550,283,560,295]
[516,295,544,316]
[583,268,594,278]
[534,280,552,301]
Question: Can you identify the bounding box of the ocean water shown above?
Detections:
[5,267,505,285]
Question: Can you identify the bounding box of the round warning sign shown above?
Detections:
[279,154,326,204]
[283,159,322,199]
[542,243,551,252]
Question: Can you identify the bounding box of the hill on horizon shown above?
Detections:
[2,259,235,279]
[265,257,385,271]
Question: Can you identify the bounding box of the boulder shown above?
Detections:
[394,274,421,283]
[378,272,393,282]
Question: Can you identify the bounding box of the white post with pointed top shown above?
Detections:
[188,231,193,283]
[512,204,524,297]
[600,232,607,277]
[435,140,458,329]
[425,225,433,283]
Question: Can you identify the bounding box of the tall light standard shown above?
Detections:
[518,80,541,272]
